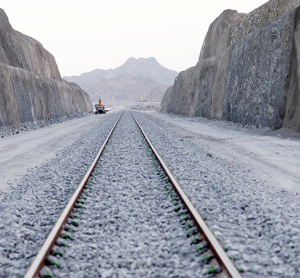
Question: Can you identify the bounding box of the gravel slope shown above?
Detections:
[42,111,205,278]
[0,112,122,278]
[132,111,300,278]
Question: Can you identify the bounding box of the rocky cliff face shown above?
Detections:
[161,0,300,131]
[0,9,92,127]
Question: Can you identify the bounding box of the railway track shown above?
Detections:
[24,110,242,278]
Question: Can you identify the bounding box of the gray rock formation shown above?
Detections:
[88,75,168,103]
[161,0,300,131]
[0,9,92,127]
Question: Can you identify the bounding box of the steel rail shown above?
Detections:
[130,111,242,278]
[24,111,124,278]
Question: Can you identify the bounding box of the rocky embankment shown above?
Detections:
[0,9,92,128]
[161,0,300,132]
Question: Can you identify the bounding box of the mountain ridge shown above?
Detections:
[64,57,177,103]
[64,57,177,89]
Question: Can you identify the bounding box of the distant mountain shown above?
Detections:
[88,75,169,103]
[143,86,170,102]
[63,57,178,91]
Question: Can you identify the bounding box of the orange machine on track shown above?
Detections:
[95,98,106,114]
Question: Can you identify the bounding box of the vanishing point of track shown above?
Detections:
[24,111,242,278]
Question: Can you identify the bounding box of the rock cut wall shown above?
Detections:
[0,9,92,127]
[161,0,300,131]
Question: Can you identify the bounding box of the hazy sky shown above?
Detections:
[1,0,268,77]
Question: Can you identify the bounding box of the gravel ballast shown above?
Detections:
[41,111,207,278]
[1,108,298,277]
[0,112,122,278]
[132,111,300,278]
